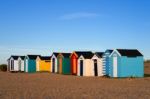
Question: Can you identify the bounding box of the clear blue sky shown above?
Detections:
[0,0,150,64]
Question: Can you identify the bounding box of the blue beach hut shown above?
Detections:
[109,49,144,77]
[102,49,113,76]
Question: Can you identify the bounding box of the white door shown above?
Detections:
[21,61,24,71]
[113,57,117,77]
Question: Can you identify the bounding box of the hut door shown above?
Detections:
[94,59,98,76]
[26,60,28,72]
[73,58,77,74]
[11,60,14,70]
[59,58,62,74]
[19,60,21,71]
[80,60,83,76]
[113,56,117,77]
[52,58,55,73]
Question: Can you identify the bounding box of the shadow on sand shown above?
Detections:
[144,74,150,77]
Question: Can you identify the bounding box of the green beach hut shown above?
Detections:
[24,55,40,73]
[57,53,71,75]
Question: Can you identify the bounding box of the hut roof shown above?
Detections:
[27,55,41,59]
[79,52,94,59]
[117,49,143,57]
[95,52,104,58]
[40,56,51,60]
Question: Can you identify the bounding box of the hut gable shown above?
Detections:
[36,56,41,61]
[52,52,59,57]
[79,55,85,60]
[10,56,20,60]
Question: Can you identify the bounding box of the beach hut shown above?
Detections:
[8,56,20,72]
[77,52,94,76]
[70,51,93,75]
[57,53,71,74]
[24,55,40,73]
[102,49,113,76]
[36,56,51,72]
[18,56,25,72]
[51,52,59,73]
[91,52,104,76]
[109,49,144,77]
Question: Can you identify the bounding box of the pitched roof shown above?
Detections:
[116,49,143,57]
[40,56,51,60]
[74,51,93,57]
[9,55,25,60]
[27,55,41,59]
[107,49,113,53]
[61,53,71,58]
[11,56,20,60]
[95,52,104,58]
[52,52,59,57]
[79,52,94,59]
[20,56,25,60]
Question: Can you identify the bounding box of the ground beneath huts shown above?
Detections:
[0,63,150,99]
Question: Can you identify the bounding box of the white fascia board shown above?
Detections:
[79,55,85,60]
[109,49,121,57]
[91,54,99,59]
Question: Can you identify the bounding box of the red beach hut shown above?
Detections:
[70,51,92,75]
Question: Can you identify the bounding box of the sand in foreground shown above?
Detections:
[0,71,150,99]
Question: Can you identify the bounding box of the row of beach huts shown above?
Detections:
[7,49,144,77]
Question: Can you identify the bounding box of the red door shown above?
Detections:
[71,54,77,75]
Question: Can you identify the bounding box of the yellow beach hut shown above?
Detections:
[36,56,51,72]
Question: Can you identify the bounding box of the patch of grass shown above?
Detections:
[0,64,7,72]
